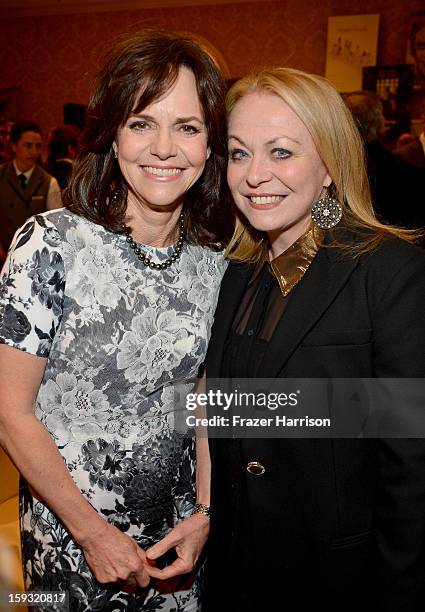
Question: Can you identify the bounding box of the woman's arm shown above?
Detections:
[0,344,150,588]
[195,434,212,508]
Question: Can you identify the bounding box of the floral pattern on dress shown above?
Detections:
[179,251,222,314]
[0,208,226,611]
[116,308,196,388]
[39,372,113,444]
[28,246,65,316]
[0,303,32,343]
[62,226,129,311]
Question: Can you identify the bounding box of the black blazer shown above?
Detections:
[205,235,425,612]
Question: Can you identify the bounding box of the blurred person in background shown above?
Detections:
[344,91,424,229]
[46,124,82,190]
[395,131,417,149]
[394,108,425,170]
[0,120,62,253]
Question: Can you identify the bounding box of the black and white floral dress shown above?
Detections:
[0,209,227,611]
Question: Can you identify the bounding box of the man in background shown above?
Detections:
[0,120,62,254]
[394,109,425,170]
[344,91,424,230]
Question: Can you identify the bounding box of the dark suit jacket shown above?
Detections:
[205,234,425,612]
[0,161,51,251]
[394,137,425,170]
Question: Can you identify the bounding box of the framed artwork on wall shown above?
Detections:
[325,14,380,92]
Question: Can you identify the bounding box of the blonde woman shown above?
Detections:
[202,68,425,611]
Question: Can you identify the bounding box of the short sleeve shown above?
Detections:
[0,214,65,357]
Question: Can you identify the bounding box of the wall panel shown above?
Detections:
[0,0,423,134]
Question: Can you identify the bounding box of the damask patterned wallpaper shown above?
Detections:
[0,0,423,135]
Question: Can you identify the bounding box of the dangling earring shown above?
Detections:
[311,188,342,230]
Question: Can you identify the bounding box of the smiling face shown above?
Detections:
[13,130,43,172]
[115,66,210,215]
[227,90,331,256]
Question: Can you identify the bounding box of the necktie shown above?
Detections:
[18,173,27,191]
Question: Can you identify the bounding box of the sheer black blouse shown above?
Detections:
[222,261,291,378]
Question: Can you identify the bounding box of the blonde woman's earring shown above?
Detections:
[311,191,342,229]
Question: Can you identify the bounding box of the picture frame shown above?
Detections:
[325,14,380,92]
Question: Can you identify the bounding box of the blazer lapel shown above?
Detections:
[206,261,253,377]
[258,245,359,377]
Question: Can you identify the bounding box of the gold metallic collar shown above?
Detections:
[269,228,320,297]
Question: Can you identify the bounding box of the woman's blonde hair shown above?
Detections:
[225,67,420,261]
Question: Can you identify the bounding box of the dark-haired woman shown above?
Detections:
[0,31,230,611]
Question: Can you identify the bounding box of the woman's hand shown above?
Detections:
[145,514,210,580]
[78,520,150,588]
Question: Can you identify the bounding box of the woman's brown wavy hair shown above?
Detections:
[65,30,233,248]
